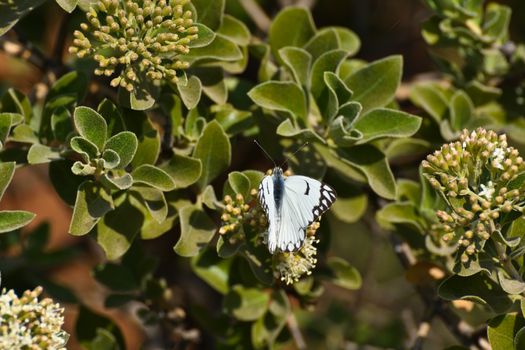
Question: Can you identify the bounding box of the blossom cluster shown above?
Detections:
[422,128,525,263]
[0,286,68,349]
[275,222,321,285]
[69,0,198,92]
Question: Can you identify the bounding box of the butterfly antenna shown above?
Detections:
[254,140,277,167]
[279,142,309,168]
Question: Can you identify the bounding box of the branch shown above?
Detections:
[239,0,271,33]
[286,311,306,350]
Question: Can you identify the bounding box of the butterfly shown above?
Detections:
[258,165,336,254]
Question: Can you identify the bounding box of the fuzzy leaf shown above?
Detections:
[310,50,348,100]
[488,314,525,350]
[217,14,250,46]
[345,55,402,114]
[269,7,316,63]
[27,144,61,164]
[0,0,46,36]
[70,136,99,162]
[132,187,167,224]
[191,247,232,294]
[326,257,362,290]
[279,47,312,86]
[174,205,216,257]
[125,110,161,167]
[55,0,78,12]
[0,162,15,201]
[0,211,35,233]
[439,272,513,314]
[338,145,396,199]
[450,90,474,130]
[69,181,114,236]
[409,82,449,123]
[160,154,202,189]
[105,132,138,169]
[353,108,422,143]
[74,107,108,150]
[223,285,270,321]
[248,81,307,120]
[192,0,224,30]
[193,121,231,190]
[177,76,202,110]
[132,165,175,191]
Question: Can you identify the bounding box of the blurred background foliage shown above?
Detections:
[3,0,525,349]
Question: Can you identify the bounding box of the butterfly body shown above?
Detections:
[258,167,336,254]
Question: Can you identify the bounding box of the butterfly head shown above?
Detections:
[272,167,284,178]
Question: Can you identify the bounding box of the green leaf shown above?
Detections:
[483,3,511,42]
[223,285,270,321]
[131,187,167,223]
[0,89,32,122]
[376,203,425,233]
[183,34,242,63]
[188,23,216,48]
[93,263,138,292]
[49,160,87,206]
[55,0,78,12]
[248,81,307,120]
[217,14,250,46]
[0,162,15,201]
[95,196,143,260]
[332,27,360,55]
[51,107,73,142]
[117,84,157,111]
[310,50,348,100]
[97,99,125,136]
[409,82,449,123]
[76,306,125,349]
[193,120,231,190]
[488,314,525,350]
[0,113,24,144]
[439,272,513,314]
[69,181,114,236]
[279,47,312,86]
[124,110,160,167]
[101,149,120,169]
[331,192,367,224]
[326,257,362,290]
[159,154,202,189]
[11,125,38,143]
[304,28,340,62]
[191,247,232,294]
[132,164,175,191]
[497,270,525,295]
[226,172,250,197]
[338,145,396,199]
[177,76,202,110]
[353,108,422,143]
[105,132,138,169]
[345,55,402,114]
[27,144,61,164]
[276,119,326,144]
[101,173,133,191]
[193,0,224,30]
[269,7,316,63]
[174,204,216,257]
[159,94,183,137]
[0,0,46,36]
[251,290,290,349]
[0,211,35,233]
[193,67,228,105]
[450,90,474,130]
[74,107,108,150]
[70,136,99,162]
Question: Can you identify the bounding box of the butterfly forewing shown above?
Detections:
[258,172,336,254]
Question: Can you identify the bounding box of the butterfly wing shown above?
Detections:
[276,176,337,252]
[258,175,279,253]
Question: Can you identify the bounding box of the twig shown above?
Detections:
[239,0,271,33]
[286,311,306,350]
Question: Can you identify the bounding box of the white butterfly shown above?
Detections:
[258,167,336,254]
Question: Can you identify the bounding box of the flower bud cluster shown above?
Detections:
[422,128,525,263]
[0,286,68,349]
[275,222,321,285]
[219,189,267,242]
[69,0,198,93]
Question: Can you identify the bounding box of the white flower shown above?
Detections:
[479,181,495,200]
[0,286,68,350]
[491,147,506,170]
[275,235,319,285]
